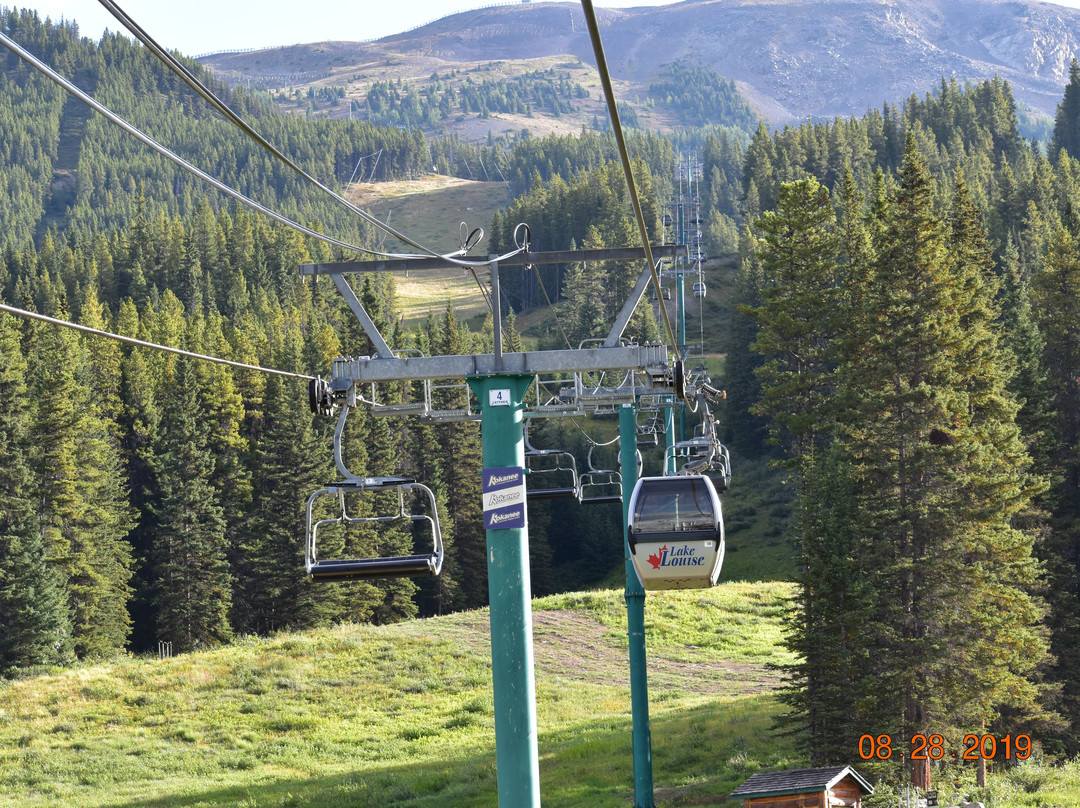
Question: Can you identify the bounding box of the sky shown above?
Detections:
[23,0,682,56]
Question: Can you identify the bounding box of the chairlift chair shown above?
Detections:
[637,421,659,447]
[627,475,725,590]
[673,406,733,492]
[577,444,628,506]
[306,477,444,580]
[305,403,444,580]
[666,432,732,492]
[665,435,714,474]
[706,443,732,492]
[524,422,579,500]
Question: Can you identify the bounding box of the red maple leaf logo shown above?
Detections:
[647,546,668,570]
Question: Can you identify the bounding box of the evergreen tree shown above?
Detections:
[118,344,163,651]
[997,239,1053,470]
[235,331,337,634]
[151,359,233,652]
[0,313,71,673]
[408,416,460,616]
[1051,58,1080,162]
[1030,225,1080,751]
[24,303,134,658]
[833,134,1048,783]
[430,306,487,608]
[363,412,420,625]
[720,228,769,457]
[777,445,874,764]
[746,177,854,763]
[747,177,843,458]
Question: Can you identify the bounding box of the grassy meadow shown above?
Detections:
[2,582,1077,806]
[348,177,511,329]
[0,584,798,808]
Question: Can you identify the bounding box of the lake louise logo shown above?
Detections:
[647,544,705,570]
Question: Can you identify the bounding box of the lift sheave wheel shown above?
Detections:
[627,475,724,590]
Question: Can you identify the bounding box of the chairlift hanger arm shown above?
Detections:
[331,274,395,360]
[605,259,667,348]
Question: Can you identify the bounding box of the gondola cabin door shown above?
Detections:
[628,475,725,590]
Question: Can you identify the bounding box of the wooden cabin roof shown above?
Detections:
[730,766,874,798]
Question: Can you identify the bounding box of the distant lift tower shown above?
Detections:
[661,154,705,443]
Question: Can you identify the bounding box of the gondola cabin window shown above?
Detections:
[632,477,715,534]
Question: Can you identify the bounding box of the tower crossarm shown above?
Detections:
[329,343,674,387]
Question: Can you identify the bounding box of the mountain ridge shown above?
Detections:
[202,0,1080,126]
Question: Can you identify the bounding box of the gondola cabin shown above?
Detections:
[627,475,724,590]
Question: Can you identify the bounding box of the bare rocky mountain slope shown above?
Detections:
[203,0,1080,124]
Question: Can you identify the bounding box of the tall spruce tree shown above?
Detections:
[24,303,134,658]
[746,177,859,763]
[832,134,1048,784]
[997,239,1054,472]
[720,228,769,457]
[779,444,875,764]
[151,358,233,652]
[1030,225,1080,751]
[0,313,71,672]
[235,330,339,634]
[747,177,843,458]
[1051,58,1080,162]
[431,306,486,608]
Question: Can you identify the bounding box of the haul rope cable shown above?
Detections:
[0,30,526,269]
[0,302,314,381]
[96,0,512,268]
[579,0,679,356]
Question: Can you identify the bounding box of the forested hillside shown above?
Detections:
[0,10,699,669]
[720,72,1080,765]
[480,58,1080,766]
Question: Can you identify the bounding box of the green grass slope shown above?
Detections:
[2,582,1078,807]
[349,176,511,330]
[0,584,798,808]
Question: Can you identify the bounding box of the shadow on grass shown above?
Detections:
[104,695,795,808]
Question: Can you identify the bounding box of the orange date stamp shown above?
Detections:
[858,734,1032,761]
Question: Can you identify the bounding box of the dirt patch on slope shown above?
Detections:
[531,609,780,699]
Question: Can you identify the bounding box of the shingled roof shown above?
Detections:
[730,766,874,798]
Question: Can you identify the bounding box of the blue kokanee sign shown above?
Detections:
[482,466,526,530]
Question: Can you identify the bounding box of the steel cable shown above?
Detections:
[95,0,509,266]
[579,0,680,355]
[0,302,314,380]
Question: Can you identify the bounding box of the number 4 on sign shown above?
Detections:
[489,389,511,407]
